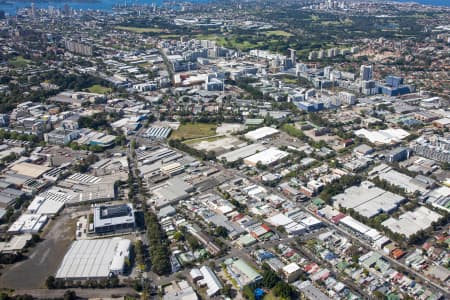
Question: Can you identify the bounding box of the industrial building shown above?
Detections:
[143,127,172,140]
[332,181,405,218]
[244,126,279,141]
[93,203,135,234]
[243,147,289,167]
[0,234,32,253]
[8,214,48,234]
[56,238,131,280]
[10,162,51,179]
[150,177,194,208]
[60,172,121,205]
[381,207,442,238]
[27,188,76,215]
[218,143,267,163]
[354,128,409,145]
[369,164,429,195]
[423,186,450,212]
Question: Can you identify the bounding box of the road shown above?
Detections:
[13,288,138,298]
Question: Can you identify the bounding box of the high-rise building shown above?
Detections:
[360,65,373,81]
[65,40,93,56]
[289,48,296,65]
[31,2,36,18]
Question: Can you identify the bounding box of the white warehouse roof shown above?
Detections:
[56,238,130,279]
[244,147,289,166]
[245,126,279,141]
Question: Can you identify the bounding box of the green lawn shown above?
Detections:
[115,26,165,33]
[8,56,31,68]
[170,123,217,140]
[264,30,293,37]
[87,84,112,94]
[158,34,181,39]
[195,34,264,51]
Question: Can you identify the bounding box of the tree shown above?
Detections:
[173,231,184,241]
[186,234,200,250]
[221,284,233,298]
[262,268,280,289]
[214,226,228,238]
[45,275,55,289]
[273,281,294,299]
[63,290,77,300]
[242,285,255,300]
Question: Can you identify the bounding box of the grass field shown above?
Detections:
[115,26,165,33]
[158,34,181,39]
[195,34,264,51]
[170,123,217,140]
[264,30,293,37]
[87,84,112,94]
[8,56,31,68]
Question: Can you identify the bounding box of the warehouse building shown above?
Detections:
[381,207,442,238]
[369,164,429,195]
[218,143,267,163]
[150,177,194,208]
[0,234,32,253]
[8,214,48,234]
[243,147,289,167]
[60,173,122,205]
[354,128,409,145]
[27,188,76,216]
[10,162,51,179]
[93,203,135,234]
[244,126,279,141]
[423,186,450,212]
[332,181,405,218]
[56,238,131,280]
[143,127,172,140]
[0,187,24,208]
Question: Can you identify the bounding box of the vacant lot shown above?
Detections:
[170,123,217,140]
[115,26,164,33]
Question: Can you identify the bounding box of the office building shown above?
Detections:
[360,65,373,81]
[93,203,135,234]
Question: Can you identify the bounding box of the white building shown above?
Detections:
[244,126,279,141]
[56,238,131,279]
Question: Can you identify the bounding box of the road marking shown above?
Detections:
[39,247,51,265]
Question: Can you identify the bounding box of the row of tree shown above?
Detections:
[146,212,171,275]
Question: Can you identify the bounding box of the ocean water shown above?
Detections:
[0,0,208,15]
[394,0,450,6]
[0,0,448,15]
